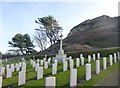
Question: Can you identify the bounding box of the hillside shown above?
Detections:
[64,15,119,48]
[45,15,119,54]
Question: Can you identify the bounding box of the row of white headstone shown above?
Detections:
[0,52,119,87]
[19,52,120,86]
[30,57,52,70]
[45,52,120,87]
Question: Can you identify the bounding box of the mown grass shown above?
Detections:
[2,56,117,87]
[2,59,69,87]
[22,57,106,87]
[79,61,119,87]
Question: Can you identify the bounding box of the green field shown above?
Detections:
[2,55,119,87]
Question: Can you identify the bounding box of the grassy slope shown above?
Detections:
[22,58,107,87]
[2,57,118,87]
[79,61,119,87]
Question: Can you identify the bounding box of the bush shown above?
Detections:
[66,47,120,58]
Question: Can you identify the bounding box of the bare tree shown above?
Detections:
[34,31,48,51]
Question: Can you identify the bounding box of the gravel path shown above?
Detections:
[95,68,119,86]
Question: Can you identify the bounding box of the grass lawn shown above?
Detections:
[79,61,119,87]
[2,56,118,87]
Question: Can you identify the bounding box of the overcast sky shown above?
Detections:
[0,0,119,54]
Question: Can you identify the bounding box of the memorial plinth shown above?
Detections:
[54,34,67,61]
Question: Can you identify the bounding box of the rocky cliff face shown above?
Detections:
[45,15,119,54]
[64,15,119,48]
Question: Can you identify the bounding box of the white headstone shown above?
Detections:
[0,60,2,66]
[5,58,8,62]
[0,67,5,75]
[81,57,84,65]
[37,59,40,64]
[30,59,33,65]
[52,57,55,63]
[80,54,83,59]
[96,60,100,74]
[70,69,77,87]
[22,57,25,62]
[43,58,46,62]
[109,55,113,66]
[11,64,15,72]
[52,63,57,75]
[69,56,72,61]
[6,64,10,70]
[21,62,26,72]
[54,60,58,67]
[63,61,67,71]
[32,61,36,68]
[93,54,96,61]
[70,59,74,69]
[97,53,100,59]
[45,77,56,88]
[35,63,39,71]
[0,76,2,88]
[88,55,91,63]
[114,53,117,63]
[48,58,51,64]
[15,63,20,71]
[40,60,43,66]
[6,68,12,78]
[44,61,48,69]
[37,66,43,80]
[18,71,26,85]
[76,58,80,67]
[86,63,91,81]
[103,57,107,70]
[117,52,120,60]
[19,62,22,67]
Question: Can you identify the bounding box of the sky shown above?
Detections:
[0,0,119,54]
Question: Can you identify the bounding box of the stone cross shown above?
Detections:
[59,33,63,51]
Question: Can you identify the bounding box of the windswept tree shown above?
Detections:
[34,15,63,51]
[8,33,35,58]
